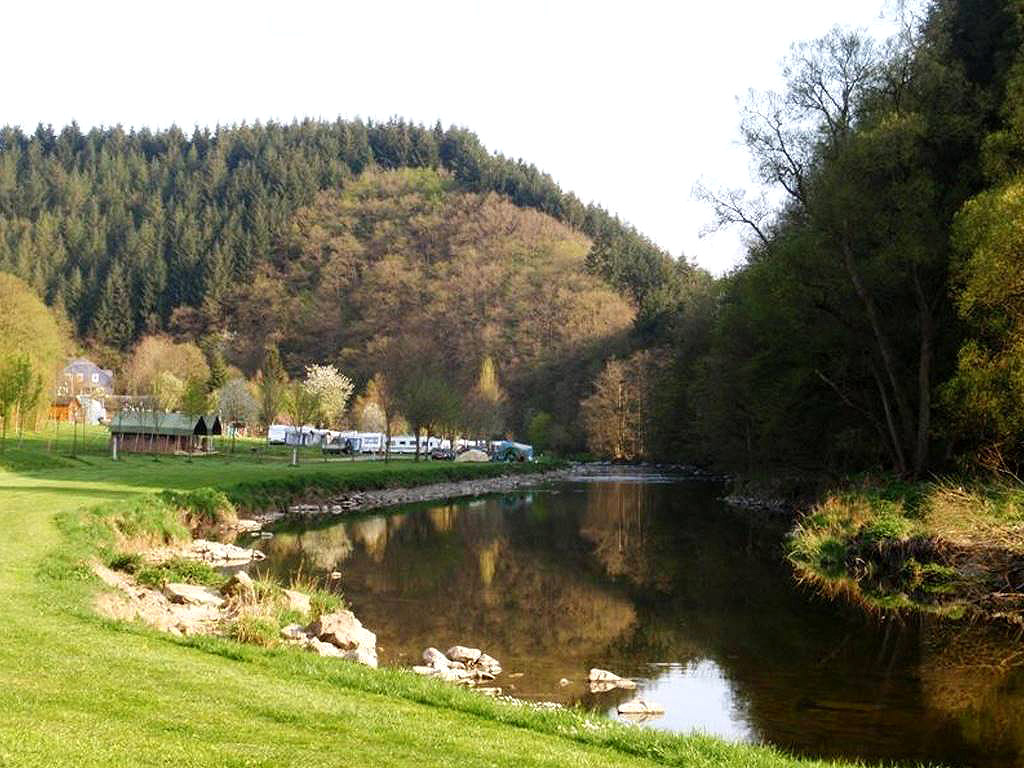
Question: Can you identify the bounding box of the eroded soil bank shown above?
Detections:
[788,479,1024,626]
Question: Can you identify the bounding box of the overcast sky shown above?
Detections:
[5,1,902,274]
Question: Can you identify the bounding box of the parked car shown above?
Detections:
[429,447,456,460]
[322,435,358,455]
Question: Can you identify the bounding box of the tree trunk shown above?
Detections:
[912,266,933,477]
[841,234,915,468]
[870,363,908,475]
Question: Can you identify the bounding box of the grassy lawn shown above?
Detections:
[0,426,845,767]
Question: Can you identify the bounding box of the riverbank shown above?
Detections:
[259,467,575,526]
[788,476,1024,624]
[0,445,854,768]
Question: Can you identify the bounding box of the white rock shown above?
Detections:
[191,539,265,563]
[588,668,636,689]
[442,668,473,682]
[422,647,450,669]
[307,638,343,657]
[280,623,308,641]
[617,699,665,716]
[309,610,376,652]
[412,665,441,676]
[162,583,225,608]
[447,645,483,664]
[342,646,378,668]
[224,571,254,598]
[476,653,501,674]
[559,678,571,687]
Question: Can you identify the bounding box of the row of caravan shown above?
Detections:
[266,425,489,455]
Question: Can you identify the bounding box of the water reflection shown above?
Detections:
[253,475,1024,767]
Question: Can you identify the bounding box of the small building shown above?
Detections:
[50,394,108,425]
[58,358,114,399]
[108,411,221,454]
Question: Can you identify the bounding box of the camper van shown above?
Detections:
[358,433,384,453]
[386,435,453,455]
[266,424,293,445]
[267,425,331,446]
[388,435,419,454]
[322,431,386,456]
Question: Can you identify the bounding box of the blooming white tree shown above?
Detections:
[355,400,386,433]
[218,379,258,427]
[304,364,355,427]
[218,378,259,452]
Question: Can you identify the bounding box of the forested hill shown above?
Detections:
[0,119,680,349]
[4,0,1023,478]
[233,168,639,450]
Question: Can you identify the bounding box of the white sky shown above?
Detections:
[4,1,901,274]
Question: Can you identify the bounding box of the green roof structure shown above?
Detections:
[108,411,211,437]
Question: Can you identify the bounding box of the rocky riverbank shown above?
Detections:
[234,467,575,532]
[93,466,572,672]
[94,560,381,664]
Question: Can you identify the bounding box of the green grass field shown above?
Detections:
[0,425,848,767]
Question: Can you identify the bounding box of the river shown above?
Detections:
[250,468,1024,767]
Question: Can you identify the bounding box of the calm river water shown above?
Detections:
[252,470,1024,767]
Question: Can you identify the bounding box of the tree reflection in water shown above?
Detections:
[253,474,1024,768]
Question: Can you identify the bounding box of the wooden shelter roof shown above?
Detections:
[108,411,211,437]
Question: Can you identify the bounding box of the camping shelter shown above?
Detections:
[108,411,219,454]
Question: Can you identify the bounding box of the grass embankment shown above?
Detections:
[0,426,848,768]
[789,476,1024,623]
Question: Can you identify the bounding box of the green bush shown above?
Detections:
[106,551,142,574]
[309,588,344,619]
[160,488,238,528]
[136,557,224,588]
[227,615,280,648]
[860,511,911,546]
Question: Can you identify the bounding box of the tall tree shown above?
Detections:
[259,346,287,428]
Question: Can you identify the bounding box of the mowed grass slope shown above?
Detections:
[0,430,846,767]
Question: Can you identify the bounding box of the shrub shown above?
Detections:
[860,512,912,546]
[226,615,280,648]
[107,552,142,574]
[287,570,344,619]
[160,488,238,529]
[309,588,344,619]
[136,558,224,588]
